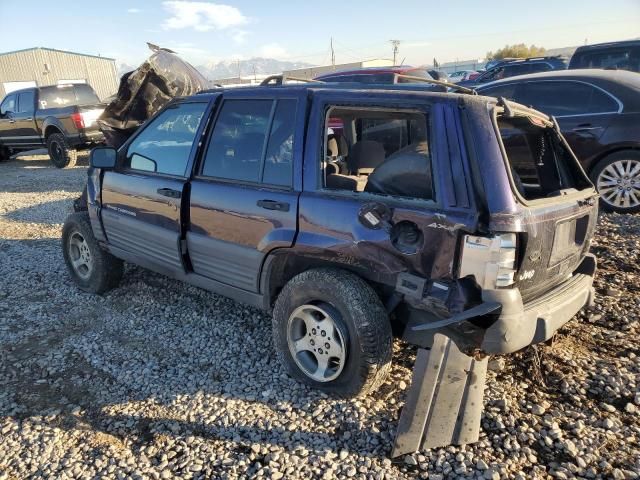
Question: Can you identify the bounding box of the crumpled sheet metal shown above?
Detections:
[97,48,209,148]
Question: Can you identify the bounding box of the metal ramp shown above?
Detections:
[391,333,488,457]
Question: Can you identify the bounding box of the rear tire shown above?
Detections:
[47,132,78,168]
[590,150,640,214]
[0,145,10,162]
[272,268,392,397]
[62,212,124,293]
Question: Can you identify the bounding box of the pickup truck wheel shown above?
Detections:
[591,151,640,214]
[0,145,10,162]
[62,212,124,293]
[47,133,78,168]
[273,268,392,397]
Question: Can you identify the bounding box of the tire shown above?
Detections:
[272,268,392,397]
[47,132,78,168]
[590,150,640,214]
[62,212,124,293]
[0,145,10,162]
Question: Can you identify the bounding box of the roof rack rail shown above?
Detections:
[260,74,324,86]
[395,74,477,95]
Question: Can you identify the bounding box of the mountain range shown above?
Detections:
[117,57,314,81]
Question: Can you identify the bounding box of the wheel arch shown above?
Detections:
[43,117,67,139]
[585,145,640,175]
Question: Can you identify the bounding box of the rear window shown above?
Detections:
[570,46,640,72]
[38,84,99,109]
[498,115,591,201]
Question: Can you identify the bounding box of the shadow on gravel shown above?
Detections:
[0,244,398,459]
[3,198,74,225]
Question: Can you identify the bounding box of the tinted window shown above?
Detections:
[17,91,35,113]
[39,86,76,108]
[74,84,100,104]
[516,81,618,116]
[528,63,552,73]
[1,94,16,115]
[479,83,518,100]
[571,47,640,72]
[503,64,533,78]
[263,99,297,186]
[126,102,207,176]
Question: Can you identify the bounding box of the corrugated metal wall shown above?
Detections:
[0,48,118,100]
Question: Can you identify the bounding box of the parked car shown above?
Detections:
[476,69,640,213]
[448,70,477,83]
[459,56,567,87]
[62,81,598,452]
[0,84,106,167]
[569,40,640,73]
[314,65,434,84]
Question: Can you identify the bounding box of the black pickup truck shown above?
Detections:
[0,84,106,168]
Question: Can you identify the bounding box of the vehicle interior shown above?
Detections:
[498,115,591,200]
[323,107,434,200]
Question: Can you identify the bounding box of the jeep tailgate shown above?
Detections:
[496,112,599,302]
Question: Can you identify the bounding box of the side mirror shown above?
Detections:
[90,146,117,169]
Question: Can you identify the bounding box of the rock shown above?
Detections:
[476,459,489,470]
[484,467,500,480]
[531,405,546,415]
[625,403,637,414]
[404,455,418,466]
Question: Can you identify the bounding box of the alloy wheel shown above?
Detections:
[68,231,93,280]
[286,304,347,382]
[596,159,640,210]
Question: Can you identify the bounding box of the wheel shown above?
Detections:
[590,150,640,214]
[272,268,392,397]
[62,212,124,293]
[0,145,10,162]
[47,133,78,168]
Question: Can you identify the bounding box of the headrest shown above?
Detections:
[348,140,385,174]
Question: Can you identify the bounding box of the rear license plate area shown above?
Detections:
[549,215,589,266]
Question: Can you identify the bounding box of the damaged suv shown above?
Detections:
[62,81,598,452]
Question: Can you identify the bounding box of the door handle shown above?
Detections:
[157,188,181,199]
[572,124,601,132]
[257,199,290,212]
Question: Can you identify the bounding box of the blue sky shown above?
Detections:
[0,0,638,67]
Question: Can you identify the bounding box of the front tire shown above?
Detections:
[62,213,124,293]
[272,268,392,397]
[590,150,640,214]
[47,133,78,168]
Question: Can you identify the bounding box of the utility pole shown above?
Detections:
[330,37,335,67]
[390,39,401,65]
[237,59,241,79]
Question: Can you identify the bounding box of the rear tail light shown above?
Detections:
[71,112,85,129]
[459,233,517,289]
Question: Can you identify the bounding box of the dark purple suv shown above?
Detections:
[62,82,598,454]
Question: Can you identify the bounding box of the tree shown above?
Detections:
[486,44,547,60]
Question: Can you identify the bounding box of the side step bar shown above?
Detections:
[391,333,488,457]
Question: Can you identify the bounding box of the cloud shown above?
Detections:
[231,30,249,44]
[127,8,141,13]
[162,1,248,32]
[258,43,288,59]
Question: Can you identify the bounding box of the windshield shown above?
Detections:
[570,46,640,72]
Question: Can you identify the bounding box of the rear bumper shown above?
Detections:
[481,253,596,354]
[67,130,105,148]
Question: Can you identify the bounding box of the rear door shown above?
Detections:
[186,92,302,292]
[101,99,211,276]
[13,89,39,148]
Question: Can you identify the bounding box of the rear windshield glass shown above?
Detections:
[38,85,99,109]
[498,116,591,201]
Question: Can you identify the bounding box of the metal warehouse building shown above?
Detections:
[0,47,118,100]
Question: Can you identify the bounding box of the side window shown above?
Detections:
[125,102,207,176]
[17,91,35,113]
[516,81,617,116]
[1,94,16,115]
[479,83,518,100]
[503,64,531,78]
[528,63,552,73]
[201,98,297,187]
[323,106,434,201]
[263,99,296,186]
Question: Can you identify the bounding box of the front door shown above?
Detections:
[187,94,302,292]
[13,90,39,149]
[0,93,17,148]
[101,99,210,277]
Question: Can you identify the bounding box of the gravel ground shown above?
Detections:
[0,155,638,480]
